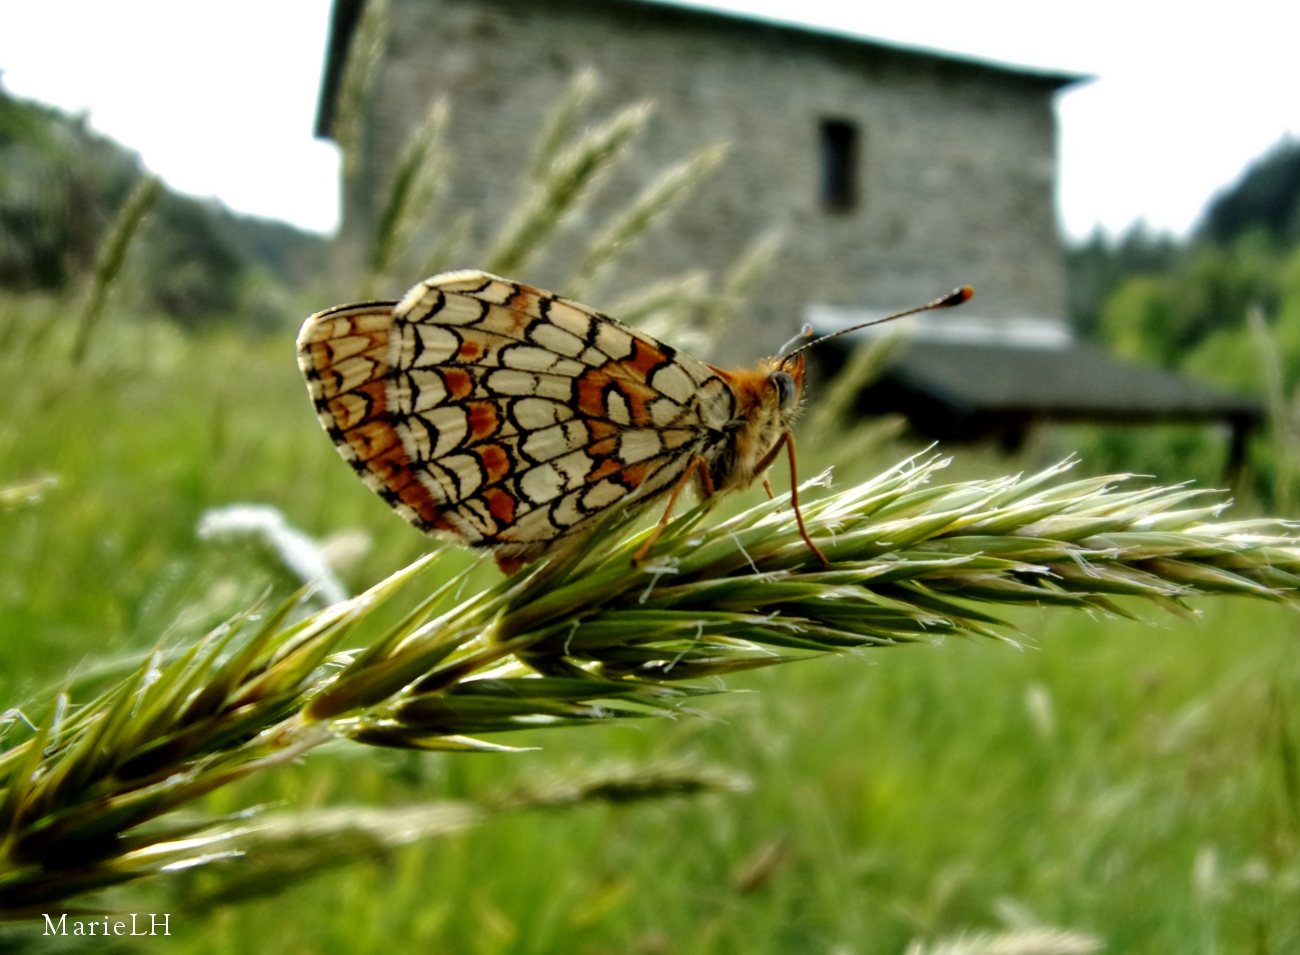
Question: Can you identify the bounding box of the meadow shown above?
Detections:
[1,296,1297,954]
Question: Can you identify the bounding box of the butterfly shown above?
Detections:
[297,270,971,574]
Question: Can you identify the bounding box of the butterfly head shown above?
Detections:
[714,355,807,459]
[705,355,806,485]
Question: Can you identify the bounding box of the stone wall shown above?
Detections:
[347,0,1071,363]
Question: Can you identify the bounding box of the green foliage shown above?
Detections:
[6,263,1300,919]
[1072,139,1300,365]
[2,297,1300,948]
[1066,422,1231,495]
[1098,234,1283,369]
[1068,139,1300,502]
[1066,227,1180,340]
[1084,239,1300,504]
[1098,274,1178,364]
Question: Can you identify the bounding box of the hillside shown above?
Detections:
[1199,138,1300,246]
[0,81,327,325]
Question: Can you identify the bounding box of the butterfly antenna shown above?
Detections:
[778,323,814,358]
[781,285,974,364]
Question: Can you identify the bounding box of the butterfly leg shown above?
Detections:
[632,455,715,564]
[753,430,828,567]
[763,478,775,500]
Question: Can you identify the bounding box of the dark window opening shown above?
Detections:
[819,118,859,213]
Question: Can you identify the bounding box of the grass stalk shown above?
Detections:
[484,102,651,277]
[5,454,1300,914]
[1248,302,1299,512]
[529,69,597,185]
[903,927,1103,955]
[333,0,389,184]
[70,175,161,365]
[162,761,744,914]
[365,98,450,296]
[564,143,727,299]
[606,269,713,327]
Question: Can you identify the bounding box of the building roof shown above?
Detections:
[866,339,1262,424]
[808,307,1261,447]
[315,0,1086,139]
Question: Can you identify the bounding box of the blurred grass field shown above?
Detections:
[2,299,1299,954]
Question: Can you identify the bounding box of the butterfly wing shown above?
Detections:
[298,270,735,570]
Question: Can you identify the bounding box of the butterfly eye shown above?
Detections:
[771,371,798,411]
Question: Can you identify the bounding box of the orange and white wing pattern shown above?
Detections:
[298,270,735,571]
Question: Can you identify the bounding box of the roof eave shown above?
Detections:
[316,0,365,140]
[313,0,1089,141]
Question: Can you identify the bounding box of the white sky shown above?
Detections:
[0,0,1297,239]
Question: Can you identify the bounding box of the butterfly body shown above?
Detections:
[298,271,805,574]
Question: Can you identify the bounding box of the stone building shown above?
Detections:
[316,0,1078,358]
[315,0,1260,461]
